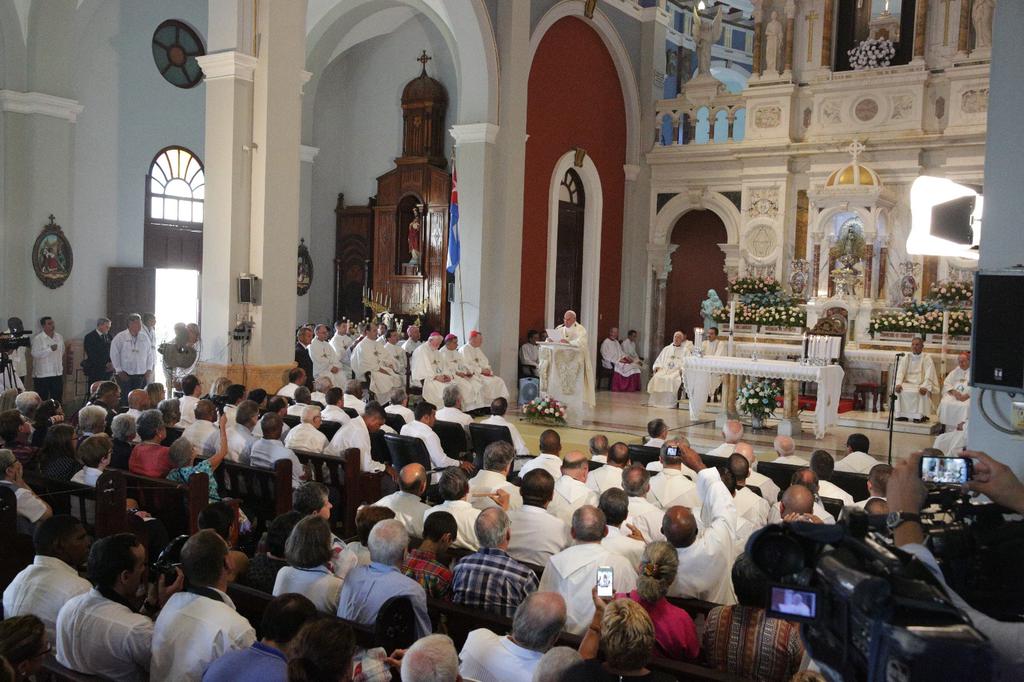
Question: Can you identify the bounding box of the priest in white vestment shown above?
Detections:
[937,352,971,429]
[329,320,354,379]
[439,334,485,410]
[894,338,939,422]
[460,331,509,403]
[410,333,453,408]
[700,326,727,399]
[350,325,401,399]
[647,331,694,408]
[600,328,641,392]
[401,325,422,355]
[309,324,346,387]
[551,311,596,407]
[384,330,408,381]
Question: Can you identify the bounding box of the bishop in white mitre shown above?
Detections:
[937,352,972,429]
[894,337,939,422]
[600,328,641,392]
[552,310,596,407]
[440,334,485,410]
[411,332,452,407]
[460,331,509,403]
[350,324,401,399]
[700,326,727,400]
[330,320,355,379]
[647,331,694,408]
[309,324,346,387]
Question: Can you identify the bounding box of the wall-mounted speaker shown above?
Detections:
[238,274,261,305]
[971,269,1024,393]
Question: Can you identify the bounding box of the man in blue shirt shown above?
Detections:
[337,518,431,638]
[203,593,316,681]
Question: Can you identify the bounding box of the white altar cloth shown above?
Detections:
[685,356,845,438]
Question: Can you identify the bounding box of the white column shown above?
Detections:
[296,144,319,324]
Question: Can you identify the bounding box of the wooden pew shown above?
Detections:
[753,461,802,496]
[22,470,129,538]
[0,486,35,593]
[39,654,106,681]
[830,470,869,501]
[217,459,293,530]
[293,448,386,537]
[118,469,210,537]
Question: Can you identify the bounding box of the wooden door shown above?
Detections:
[107,267,155,333]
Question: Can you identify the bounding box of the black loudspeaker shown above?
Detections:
[237,274,261,305]
[971,269,1024,392]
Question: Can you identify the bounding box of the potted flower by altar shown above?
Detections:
[523,395,568,426]
[737,378,781,430]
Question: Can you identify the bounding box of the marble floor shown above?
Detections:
[509,389,936,465]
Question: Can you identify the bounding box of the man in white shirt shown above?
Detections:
[459,591,567,682]
[834,433,877,474]
[663,446,737,605]
[140,313,158,375]
[768,480,835,525]
[410,332,452,408]
[507,469,571,566]
[600,327,641,392]
[151,530,256,681]
[399,401,470,474]
[647,441,701,509]
[705,419,744,459]
[647,331,693,407]
[343,379,367,415]
[518,429,563,480]
[320,387,352,425]
[481,397,529,456]
[726,453,771,528]
[182,399,218,455]
[588,435,609,464]
[460,331,510,403]
[598,488,646,568]
[110,314,154,406]
[645,418,669,450]
[385,388,416,425]
[177,374,202,426]
[374,463,431,538]
[424,467,488,551]
[310,376,331,405]
[622,464,666,543]
[329,403,389,475]
[329,320,355,379]
[0,448,52,530]
[771,435,809,465]
[276,368,306,399]
[285,405,330,454]
[248,413,305,489]
[401,325,422,355]
[810,450,855,506]
[538,505,637,635]
[732,442,781,503]
[3,515,91,643]
[587,442,629,494]
[894,337,939,423]
[286,387,314,417]
[56,533,182,681]
[938,351,972,430]
[468,441,523,511]
[204,400,258,463]
[854,463,892,508]
[547,451,598,525]
[436,384,474,428]
[519,330,540,378]
[31,316,66,402]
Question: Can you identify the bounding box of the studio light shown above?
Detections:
[908,176,983,260]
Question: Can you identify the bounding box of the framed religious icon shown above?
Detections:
[32,215,73,289]
[297,238,313,296]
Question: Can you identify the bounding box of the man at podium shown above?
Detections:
[548,310,596,408]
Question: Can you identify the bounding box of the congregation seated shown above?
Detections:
[310,376,332,405]
[766,478,835,525]
[76,403,109,444]
[276,367,306,400]
[157,398,181,429]
[507,469,570,566]
[727,453,771,530]
[425,467,484,551]
[459,591,567,682]
[285,613,359,682]
[128,409,173,477]
[124,388,150,421]
[0,409,34,464]
[587,440,629,494]
[167,417,229,501]
[182,398,218,454]
[286,387,315,417]
[809,449,855,506]
[855,462,892,508]
[436,384,474,428]
[145,382,166,410]
[198,502,252,582]
[375,462,431,537]
[70,433,112,488]
[770,435,808,466]
[644,418,669,450]
[321,386,353,425]
[248,412,305,489]
[588,434,609,464]
[518,429,563,480]
[598,488,646,567]
[328,402,388,475]
[36,423,81,482]
[0,614,47,680]
[622,464,666,543]
[548,451,598,525]
[109,412,137,469]
[401,401,470,474]
[402,510,457,599]
[240,510,301,593]
[704,419,744,459]
[451,507,539,618]
[178,374,202,426]
[384,387,415,425]
[336,518,432,638]
[733,441,781,502]
[573,598,675,681]
[3,515,91,642]
[646,440,700,509]
[834,432,878,474]
[292,481,353,578]
[480,397,529,455]
[342,379,367,415]
[284,404,330,454]
[219,384,248,424]
[253,396,291,439]
[342,505,395,568]
[1,447,52,530]
[273,515,344,613]
[468,441,523,511]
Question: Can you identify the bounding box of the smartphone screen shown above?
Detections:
[665,446,679,458]
[920,455,972,485]
[596,566,614,599]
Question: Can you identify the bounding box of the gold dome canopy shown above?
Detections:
[824,140,881,188]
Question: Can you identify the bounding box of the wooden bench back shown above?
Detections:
[218,459,292,523]
[118,468,209,537]
[293,448,385,538]
[0,486,35,593]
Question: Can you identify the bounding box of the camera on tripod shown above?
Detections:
[0,330,31,353]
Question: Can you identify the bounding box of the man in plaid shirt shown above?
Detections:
[403,510,457,598]
[451,507,538,617]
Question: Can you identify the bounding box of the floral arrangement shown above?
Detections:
[847,38,896,70]
[727,276,782,297]
[948,311,973,336]
[711,303,759,325]
[736,378,781,421]
[523,395,567,426]
[868,307,972,337]
[927,280,973,307]
[757,305,807,329]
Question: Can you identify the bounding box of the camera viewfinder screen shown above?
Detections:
[769,586,817,620]
[920,456,970,485]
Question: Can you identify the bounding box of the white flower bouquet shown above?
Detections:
[736,378,781,421]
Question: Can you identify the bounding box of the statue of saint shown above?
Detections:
[407,206,422,266]
[764,11,783,74]
[700,289,724,330]
[690,6,723,77]
[972,0,994,50]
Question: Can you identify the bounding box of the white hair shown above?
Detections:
[367,518,408,567]
[14,391,41,417]
[301,405,321,424]
[400,635,460,682]
[78,405,108,434]
[532,646,583,682]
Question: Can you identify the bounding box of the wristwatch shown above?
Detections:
[885,511,921,531]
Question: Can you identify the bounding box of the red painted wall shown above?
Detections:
[519,17,627,342]
[664,210,729,345]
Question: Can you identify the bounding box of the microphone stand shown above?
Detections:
[886,353,903,466]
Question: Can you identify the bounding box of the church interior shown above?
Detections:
[1,0,1023,679]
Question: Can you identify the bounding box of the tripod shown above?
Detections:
[886,353,904,466]
[0,350,22,391]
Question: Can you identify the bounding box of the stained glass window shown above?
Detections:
[152,20,205,89]
[147,147,204,228]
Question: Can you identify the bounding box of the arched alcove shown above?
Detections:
[664,210,729,342]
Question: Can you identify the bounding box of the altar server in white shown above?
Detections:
[410,333,451,408]
[894,337,939,423]
[552,311,596,407]
[937,352,971,430]
[440,334,484,410]
[700,326,727,400]
[350,324,401,399]
[330,320,354,379]
[460,331,509,403]
[310,324,346,387]
[647,331,694,408]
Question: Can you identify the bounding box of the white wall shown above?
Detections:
[307,13,456,321]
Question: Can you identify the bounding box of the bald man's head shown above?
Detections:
[781,484,815,516]
[127,389,150,410]
[399,463,427,495]
[774,435,796,457]
[791,468,819,495]
[723,420,743,443]
[734,442,755,465]
[662,505,698,548]
[561,451,589,483]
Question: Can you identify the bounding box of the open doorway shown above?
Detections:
[155,268,200,389]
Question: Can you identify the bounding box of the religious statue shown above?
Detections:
[690,6,723,77]
[700,289,724,329]
[407,205,422,267]
[972,0,994,50]
[764,11,783,74]
[829,221,868,298]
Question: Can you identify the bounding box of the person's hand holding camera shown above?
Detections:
[887,451,928,547]
[965,450,1024,514]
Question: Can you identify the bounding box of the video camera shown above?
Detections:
[749,511,995,681]
[150,534,189,584]
[0,329,31,354]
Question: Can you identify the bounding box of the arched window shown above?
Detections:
[147,146,204,227]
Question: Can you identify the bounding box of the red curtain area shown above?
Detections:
[519,17,627,341]
[664,210,729,345]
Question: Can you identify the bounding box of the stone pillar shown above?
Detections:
[645,243,678,363]
[196,0,308,391]
[296,144,319,324]
[784,1,797,73]
[821,0,835,68]
[913,0,930,59]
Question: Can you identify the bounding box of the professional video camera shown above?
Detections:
[749,511,994,681]
[0,329,31,353]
